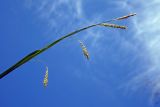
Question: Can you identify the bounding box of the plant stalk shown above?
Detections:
[0,14,135,79]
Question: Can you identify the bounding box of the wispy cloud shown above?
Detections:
[24,0,85,35]
[120,0,160,104]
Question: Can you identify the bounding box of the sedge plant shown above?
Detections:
[0,13,136,79]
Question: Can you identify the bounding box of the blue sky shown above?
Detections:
[1,0,160,107]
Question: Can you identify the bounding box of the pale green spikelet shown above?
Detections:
[100,23,127,29]
[79,40,90,60]
[43,67,48,87]
[116,13,136,20]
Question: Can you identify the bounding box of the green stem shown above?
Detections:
[0,18,121,79]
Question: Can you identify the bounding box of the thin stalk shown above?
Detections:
[0,13,136,79]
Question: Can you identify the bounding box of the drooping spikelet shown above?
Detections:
[116,13,136,20]
[43,67,48,87]
[79,40,89,60]
[100,23,127,29]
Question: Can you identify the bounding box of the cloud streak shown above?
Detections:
[24,0,85,35]
[121,0,160,105]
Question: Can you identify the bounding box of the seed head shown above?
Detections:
[100,23,127,29]
[43,67,48,87]
[116,13,136,20]
[79,40,90,60]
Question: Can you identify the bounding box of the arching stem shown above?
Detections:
[0,13,136,79]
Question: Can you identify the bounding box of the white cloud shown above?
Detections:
[121,0,160,104]
[24,0,85,35]
[74,0,83,18]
